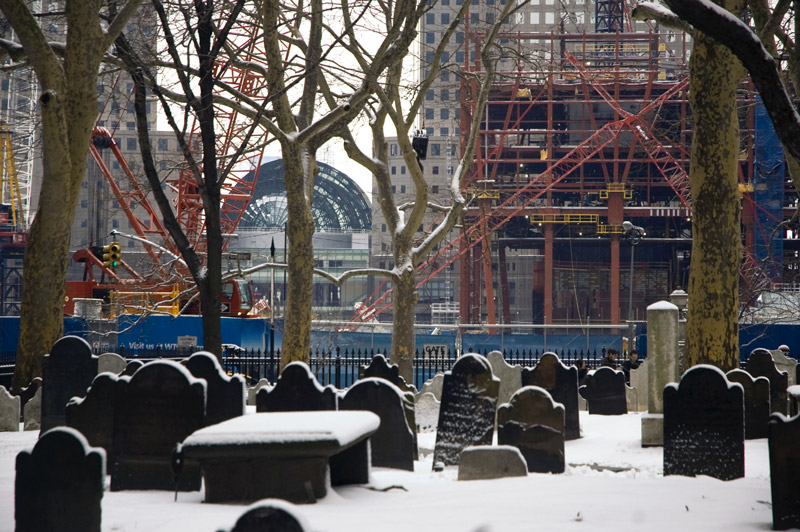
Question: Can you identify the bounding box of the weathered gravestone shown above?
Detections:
[746,348,789,415]
[663,364,744,480]
[97,353,127,375]
[339,377,415,470]
[771,349,798,388]
[457,445,528,481]
[18,378,41,422]
[415,392,441,433]
[522,352,580,439]
[487,351,523,407]
[497,386,565,473]
[110,360,206,491]
[432,354,499,468]
[578,366,627,415]
[121,360,143,377]
[642,301,681,446]
[0,385,20,432]
[628,361,648,412]
[183,351,246,426]
[359,354,415,393]
[726,369,770,440]
[41,336,98,432]
[419,373,444,401]
[220,501,310,532]
[15,427,104,532]
[247,378,271,406]
[256,362,337,412]
[768,412,800,530]
[23,386,41,431]
[66,372,119,473]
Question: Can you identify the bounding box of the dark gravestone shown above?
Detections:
[66,372,119,473]
[110,360,206,491]
[726,369,770,440]
[18,378,42,422]
[359,354,415,393]
[41,336,98,432]
[432,353,499,468]
[746,348,789,415]
[664,364,744,480]
[339,377,415,471]
[15,427,104,532]
[497,386,565,473]
[121,360,143,377]
[578,367,627,415]
[521,352,580,439]
[183,351,246,426]
[222,502,308,532]
[256,362,337,412]
[768,412,800,530]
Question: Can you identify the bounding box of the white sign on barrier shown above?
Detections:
[423,344,449,358]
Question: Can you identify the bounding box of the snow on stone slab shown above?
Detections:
[182,411,380,447]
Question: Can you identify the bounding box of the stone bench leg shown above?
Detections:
[330,439,370,486]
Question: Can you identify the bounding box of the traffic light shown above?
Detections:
[102,242,121,268]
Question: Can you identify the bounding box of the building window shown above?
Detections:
[390,143,398,155]
[440,127,449,135]
[470,12,479,24]
[531,12,539,23]
[426,13,434,24]
[426,32,435,43]
[545,12,554,23]
[441,108,449,120]
[426,89,435,101]
[431,143,441,156]
[441,13,450,24]
[441,89,449,101]
[382,224,387,232]
[392,185,396,193]
[391,166,397,175]
[425,107,434,120]
[126,137,137,151]
[112,219,119,228]
[158,138,168,151]
[425,51,435,63]
[426,127,434,135]
[400,185,406,193]
[440,70,449,82]
[127,122,135,130]
[401,166,406,175]
[81,200,88,209]
[456,32,464,44]
[486,12,495,24]
[442,51,450,62]
[456,51,465,62]
[159,160,168,171]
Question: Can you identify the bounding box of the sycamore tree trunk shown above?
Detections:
[686,25,745,371]
[391,266,418,383]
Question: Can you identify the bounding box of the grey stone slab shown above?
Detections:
[487,351,522,407]
[359,354,415,393]
[432,354,499,467]
[41,336,99,432]
[15,427,104,532]
[256,362,337,412]
[18,378,41,422]
[771,349,798,388]
[0,386,19,432]
[415,392,440,433]
[747,348,789,415]
[629,361,648,411]
[23,387,40,431]
[223,502,310,532]
[625,384,638,413]
[247,379,271,406]
[727,369,770,439]
[768,412,800,530]
[66,373,119,473]
[522,353,581,439]
[457,445,528,480]
[664,365,744,481]
[419,373,444,401]
[645,302,680,414]
[97,353,127,375]
[497,386,565,473]
[579,367,627,415]
[183,351,246,426]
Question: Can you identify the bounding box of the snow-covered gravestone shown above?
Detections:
[432,354,499,468]
[222,501,309,532]
[247,379,271,406]
[578,366,627,415]
[0,386,19,432]
[457,445,528,481]
[746,348,789,415]
[339,378,415,471]
[183,351,246,426]
[663,365,744,481]
[418,373,444,401]
[642,301,680,447]
[497,386,565,473]
[521,352,581,439]
[110,361,206,492]
[768,412,800,530]
[487,350,522,407]
[97,353,127,375]
[256,362,337,412]
[726,369,770,440]
[359,354,415,393]
[41,336,99,432]
[415,392,440,433]
[770,349,797,388]
[15,427,105,532]
[23,386,41,431]
[121,359,143,376]
[66,372,119,473]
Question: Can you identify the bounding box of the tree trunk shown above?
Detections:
[391,268,417,383]
[686,28,745,371]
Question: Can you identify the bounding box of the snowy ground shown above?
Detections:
[0,412,776,532]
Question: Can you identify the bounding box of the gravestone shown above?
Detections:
[457,445,528,481]
[339,378,415,470]
[663,365,744,480]
[642,301,681,446]
[359,354,415,393]
[578,367,627,415]
[727,369,770,440]
[110,360,206,491]
[768,412,800,530]
[23,386,41,431]
[18,378,41,421]
[183,351,246,426]
[121,360,143,376]
[41,336,99,432]
[247,378,271,406]
[746,348,789,415]
[97,353,127,375]
[419,373,445,401]
[522,352,581,439]
[15,427,105,532]
[66,372,119,473]
[497,386,565,473]
[0,385,20,431]
[487,351,523,407]
[432,354,499,467]
[770,349,798,388]
[221,502,310,532]
[629,361,648,412]
[415,392,441,433]
[256,362,337,412]
[625,384,638,413]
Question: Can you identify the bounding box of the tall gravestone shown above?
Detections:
[497,386,565,473]
[15,427,105,532]
[23,387,41,431]
[110,360,206,491]
[0,385,20,432]
[768,412,800,530]
[432,354,499,468]
[663,365,744,481]
[642,301,680,446]
[340,378,415,470]
[41,336,98,432]
[487,351,523,407]
[770,349,798,388]
[578,367,627,415]
[221,502,310,532]
[359,354,415,393]
[522,352,580,439]
[629,361,648,412]
[726,369,770,439]
[747,348,789,415]
[415,392,441,433]
[256,362,337,412]
[66,372,119,473]
[18,378,41,422]
[183,351,246,426]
